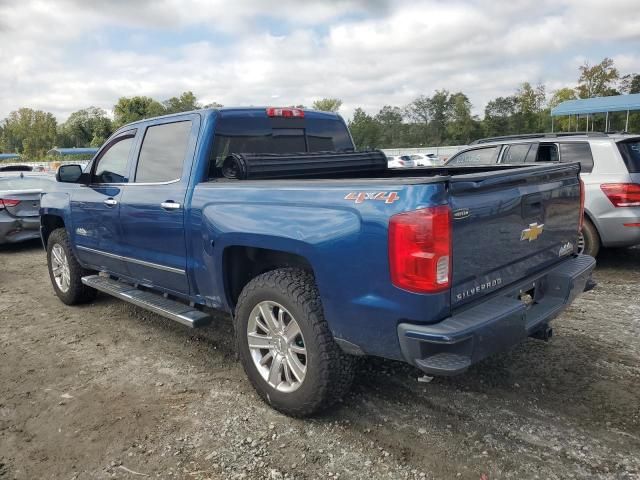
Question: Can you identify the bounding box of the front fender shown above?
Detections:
[39,189,72,245]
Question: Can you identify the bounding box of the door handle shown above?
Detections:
[104,198,118,207]
[160,201,181,210]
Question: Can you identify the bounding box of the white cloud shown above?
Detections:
[0,0,638,122]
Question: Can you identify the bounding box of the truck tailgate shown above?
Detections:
[448,164,582,308]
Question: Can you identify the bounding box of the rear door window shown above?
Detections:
[447,146,501,166]
[501,144,532,164]
[535,143,559,163]
[559,142,594,173]
[617,140,640,173]
[135,121,192,183]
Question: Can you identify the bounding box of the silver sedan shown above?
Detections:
[0,173,55,245]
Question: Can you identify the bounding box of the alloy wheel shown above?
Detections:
[51,244,71,293]
[246,300,307,392]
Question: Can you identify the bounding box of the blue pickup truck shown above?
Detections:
[41,107,595,416]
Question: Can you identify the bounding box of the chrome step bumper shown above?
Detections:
[81,275,211,328]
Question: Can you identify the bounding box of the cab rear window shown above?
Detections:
[617,140,640,173]
[209,116,353,178]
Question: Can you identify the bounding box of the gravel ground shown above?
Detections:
[1,241,639,480]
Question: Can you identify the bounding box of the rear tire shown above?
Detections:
[579,218,600,257]
[235,268,355,417]
[47,228,97,305]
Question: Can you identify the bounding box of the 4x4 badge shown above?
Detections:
[521,222,544,241]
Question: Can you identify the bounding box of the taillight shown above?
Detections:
[388,205,451,293]
[600,183,640,207]
[0,198,20,210]
[579,179,585,232]
[266,107,304,118]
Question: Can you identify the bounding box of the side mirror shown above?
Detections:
[56,164,84,183]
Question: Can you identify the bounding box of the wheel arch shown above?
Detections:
[222,245,314,309]
[40,214,66,246]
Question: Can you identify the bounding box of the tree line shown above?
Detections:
[1,58,639,159]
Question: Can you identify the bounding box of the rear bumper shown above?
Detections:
[0,215,41,245]
[595,210,640,247]
[397,254,596,375]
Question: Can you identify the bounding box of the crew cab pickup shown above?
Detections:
[41,107,595,416]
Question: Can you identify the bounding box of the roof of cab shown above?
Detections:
[118,106,340,129]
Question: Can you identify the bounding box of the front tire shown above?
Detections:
[235,268,355,417]
[47,228,97,305]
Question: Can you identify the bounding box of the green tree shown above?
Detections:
[483,96,518,136]
[549,87,578,108]
[576,57,619,98]
[515,82,546,132]
[549,87,578,132]
[348,108,381,149]
[58,106,113,148]
[113,96,165,127]
[163,91,201,114]
[404,95,431,146]
[204,101,224,108]
[374,105,404,147]
[405,95,431,124]
[620,73,640,94]
[446,92,478,144]
[427,90,452,144]
[1,108,57,159]
[312,98,342,112]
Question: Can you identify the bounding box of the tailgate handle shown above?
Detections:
[522,193,543,217]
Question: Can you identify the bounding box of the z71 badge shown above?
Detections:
[344,192,400,204]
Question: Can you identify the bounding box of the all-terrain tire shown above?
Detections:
[580,218,601,258]
[46,228,97,305]
[235,268,355,417]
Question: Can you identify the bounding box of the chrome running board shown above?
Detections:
[81,275,211,328]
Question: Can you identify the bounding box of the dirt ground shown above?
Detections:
[1,241,639,480]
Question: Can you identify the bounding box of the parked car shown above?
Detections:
[387,154,416,168]
[41,108,594,416]
[0,165,33,172]
[0,172,55,245]
[410,153,441,167]
[445,132,640,256]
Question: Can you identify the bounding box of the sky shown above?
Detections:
[1,0,639,122]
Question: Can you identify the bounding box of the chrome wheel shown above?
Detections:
[247,300,307,392]
[577,232,586,254]
[51,244,71,293]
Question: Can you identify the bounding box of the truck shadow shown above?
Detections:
[597,245,640,272]
[0,238,42,253]
[339,331,638,432]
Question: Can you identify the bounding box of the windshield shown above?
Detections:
[0,175,55,190]
[617,140,640,173]
[209,115,354,178]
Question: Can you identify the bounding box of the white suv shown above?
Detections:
[445,132,640,256]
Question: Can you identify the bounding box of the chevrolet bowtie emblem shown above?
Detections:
[521,222,544,241]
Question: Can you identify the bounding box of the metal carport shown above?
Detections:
[551,93,640,132]
[46,147,99,157]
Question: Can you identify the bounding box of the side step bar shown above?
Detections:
[81,275,211,328]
